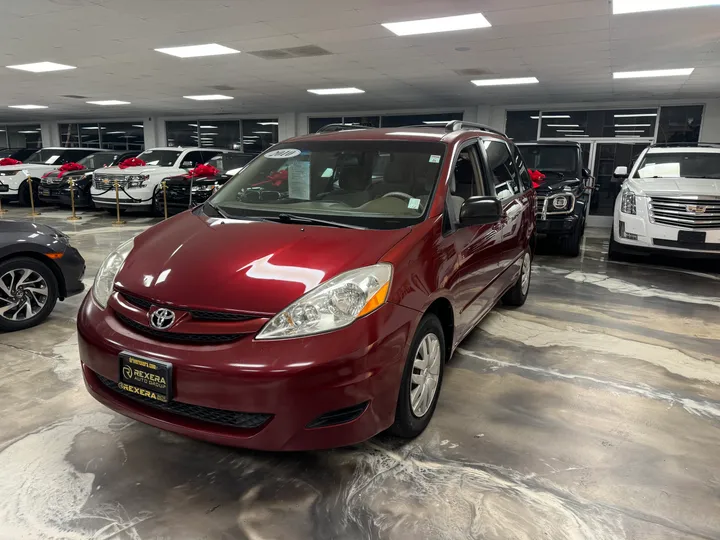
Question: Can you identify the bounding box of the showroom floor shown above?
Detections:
[1,205,719,540]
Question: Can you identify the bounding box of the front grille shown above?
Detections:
[649,196,720,229]
[307,402,369,428]
[653,239,720,251]
[94,174,128,190]
[116,313,244,344]
[41,176,62,185]
[121,292,256,322]
[95,373,272,429]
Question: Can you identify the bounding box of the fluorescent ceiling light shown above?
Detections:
[8,104,48,109]
[201,132,218,135]
[86,100,130,106]
[548,124,580,127]
[615,124,651,127]
[423,120,453,124]
[614,113,658,117]
[132,124,144,128]
[253,131,273,134]
[533,114,571,119]
[613,0,720,15]
[307,87,365,95]
[155,43,240,58]
[18,130,39,134]
[616,130,645,133]
[183,94,233,101]
[613,68,694,79]
[382,12,491,36]
[557,129,585,133]
[257,121,279,126]
[82,126,106,130]
[188,124,219,128]
[6,61,76,73]
[106,131,125,134]
[243,135,259,139]
[472,77,539,86]
[565,134,589,137]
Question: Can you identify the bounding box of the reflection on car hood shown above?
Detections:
[626,177,720,197]
[98,165,169,175]
[0,219,61,237]
[116,211,411,314]
[535,177,581,194]
[0,163,53,172]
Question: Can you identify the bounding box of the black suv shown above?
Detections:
[517,142,590,256]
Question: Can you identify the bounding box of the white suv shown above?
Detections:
[610,144,720,258]
[90,147,227,212]
[0,147,100,206]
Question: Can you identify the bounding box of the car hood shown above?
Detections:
[0,163,53,172]
[535,177,581,195]
[117,211,411,314]
[625,177,720,197]
[99,165,175,175]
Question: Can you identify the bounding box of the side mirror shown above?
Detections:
[459,196,503,227]
[582,167,591,178]
[613,166,628,179]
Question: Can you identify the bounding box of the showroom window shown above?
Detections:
[167,119,278,153]
[308,112,462,133]
[59,122,145,151]
[539,109,658,139]
[505,110,539,141]
[657,105,704,144]
[2,124,42,149]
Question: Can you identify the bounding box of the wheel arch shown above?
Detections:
[424,297,454,361]
[0,252,66,299]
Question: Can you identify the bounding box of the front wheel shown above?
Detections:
[389,313,445,438]
[0,257,59,332]
[502,250,532,307]
[608,226,624,261]
[559,221,583,257]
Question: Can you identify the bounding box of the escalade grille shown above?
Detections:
[649,196,720,229]
[94,174,128,190]
[95,373,272,429]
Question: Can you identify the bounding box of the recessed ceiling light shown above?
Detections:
[556,129,585,133]
[86,100,130,106]
[614,113,658,117]
[8,104,48,109]
[548,124,580,127]
[307,87,365,95]
[615,124,651,127]
[472,77,539,86]
[613,68,694,79]
[257,121,279,126]
[6,61,76,73]
[183,94,234,101]
[382,12,491,36]
[155,43,240,58]
[613,0,720,15]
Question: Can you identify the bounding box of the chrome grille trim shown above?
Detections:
[94,174,128,190]
[649,196,720,229]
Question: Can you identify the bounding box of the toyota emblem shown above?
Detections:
[150,308,176,330]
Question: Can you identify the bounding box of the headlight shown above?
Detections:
[127,175,150,188]
[552,196,569,210]
[256,263,393,340]
[620,189,636,215]
[92,238,134,308]
[192,183,217,192]
[0,170,22,176]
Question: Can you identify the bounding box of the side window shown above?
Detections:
[447,143,484,222]
[182,151,205,168]
[511,144,532,192]
[201,150,222,163]
[61,150,97,164]
[484,140,520,200]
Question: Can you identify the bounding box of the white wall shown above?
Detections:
[699,99,720,142]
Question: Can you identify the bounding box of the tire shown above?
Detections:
[502,249,532,307]
[608,227,624,261]
[0,257,59,332]
[559,221,583,257]
[18,180,33,207]
[389,313,446,438]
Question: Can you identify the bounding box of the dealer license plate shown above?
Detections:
[41,188,51,196]
[678,230,706,244]
[119,352,172,403]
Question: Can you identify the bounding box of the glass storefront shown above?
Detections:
[657,105,703,143]
[308,112,463,133]
[166,119,278,153]
[2,125,42,149]
[59,122,145,151]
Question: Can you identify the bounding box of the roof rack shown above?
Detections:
[651,142,720,148]
[315,123,373,134]
[403,121,507,137]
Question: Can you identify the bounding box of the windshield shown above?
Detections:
[136,149,182,167]
[634,152,720,179]
[25,149,67,164]
[0,149,14,158]
[518,145,579,177]
[79,152,125,169]
[207,153,254,173]
[209,141,446,229]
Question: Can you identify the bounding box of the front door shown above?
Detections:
[587,141,650,227]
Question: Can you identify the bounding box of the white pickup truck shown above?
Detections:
[0,147,100,206]
[610,144,720,258]
[90,147,228,213]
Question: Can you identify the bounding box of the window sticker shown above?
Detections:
[429,155,441,164]
[321,167,334,178]
[288,161,311,200]
[45,155,61,164]
[408,198,421,210]
[265,148,301,159]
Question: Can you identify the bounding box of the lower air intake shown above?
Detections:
[306,402,369,429]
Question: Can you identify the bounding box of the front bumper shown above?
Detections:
[59,187,92,208]
[38,185,63,203]
[77,295,418,451]
[58,245,86,297]
[615,212,720,256]
[537,214,580,235]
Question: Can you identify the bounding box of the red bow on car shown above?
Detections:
[187,164,220,178]
[118,157,147,169]
[528,169,546,189]
[58,162,85,173]
[0,157,22,166]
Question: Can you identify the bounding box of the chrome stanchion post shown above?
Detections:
[67,179,82,221]
[0,196,7,216]
[162,181,168,220]
[27,177,41,217]
[112,180,126,227]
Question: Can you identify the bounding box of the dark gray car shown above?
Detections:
[0,220,85,331]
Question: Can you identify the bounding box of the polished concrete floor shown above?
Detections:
[1,204,719,540]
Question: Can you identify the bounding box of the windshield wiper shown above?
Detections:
[206,201,231,219]
[275,213,367,230]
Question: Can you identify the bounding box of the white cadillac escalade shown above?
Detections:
[90,147,227,212]
[610,145,720,258]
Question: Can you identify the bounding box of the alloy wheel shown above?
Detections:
[521,252,531,296]
[0,268,49,321]
[410,333,442,417]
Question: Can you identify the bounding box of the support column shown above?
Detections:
[278,113,297,141]
[40,122,60,147]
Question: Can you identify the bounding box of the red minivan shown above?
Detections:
[78,122,536,451]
